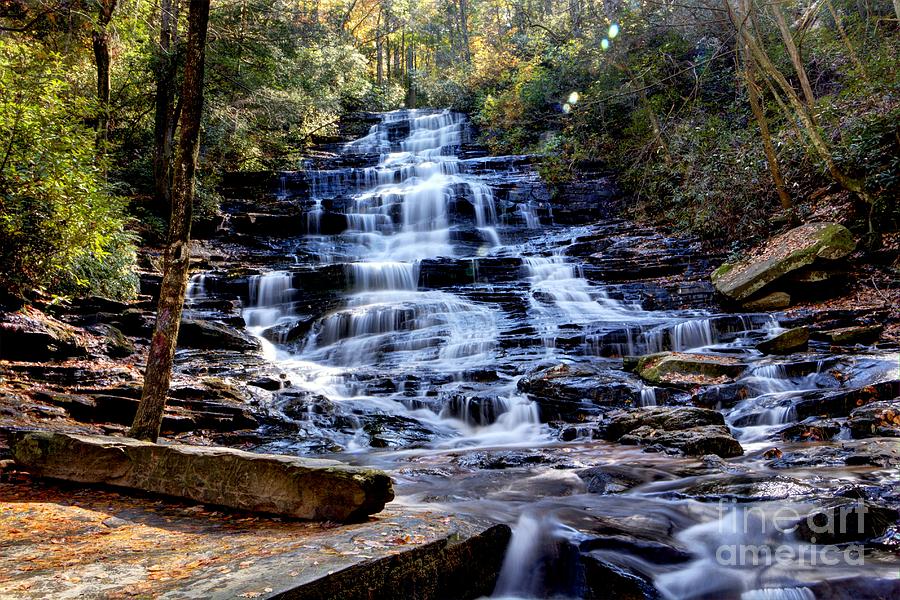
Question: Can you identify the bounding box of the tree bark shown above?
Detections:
[131,0,211,442]
[375,9,383,86]
[730,0,873,210]
[92,0,118,149]
[405,40,416,108]
[153,0,178,213]
[771,3,816,106]
[743,48,793,211]
[458,0,471,62]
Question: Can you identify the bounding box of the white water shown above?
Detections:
[236,110,900,599]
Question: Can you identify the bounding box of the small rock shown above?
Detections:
[102,516,129,528]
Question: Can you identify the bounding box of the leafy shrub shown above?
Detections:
[0,41,137,300]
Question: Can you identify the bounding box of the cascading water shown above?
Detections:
[236,109,900,599]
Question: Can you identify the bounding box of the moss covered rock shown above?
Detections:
[711,223,855,302]
[628,352,747,386]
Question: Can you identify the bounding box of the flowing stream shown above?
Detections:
[232,110,898,599]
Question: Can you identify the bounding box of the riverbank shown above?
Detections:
[0,470,508,599]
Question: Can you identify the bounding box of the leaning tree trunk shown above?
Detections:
[131,0,211,442]
[92,0,118,150]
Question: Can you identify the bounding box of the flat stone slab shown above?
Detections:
[0,474,510,599]
[9,431,393,522]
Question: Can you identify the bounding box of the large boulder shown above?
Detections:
[599,406,743,457]
[10,431,393,521]
[626,352,747,387]
[711,222,855,302]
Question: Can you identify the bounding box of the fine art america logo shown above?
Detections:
[714,500,869,567]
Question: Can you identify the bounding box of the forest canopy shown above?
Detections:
[1,0,898,299]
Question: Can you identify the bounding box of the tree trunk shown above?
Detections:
[743,48,793,211]
[825,0,867,80]
[92,0,118,149]
[731,0,873,211]
[405,40,415,108]
[130,0,211,442]
[153,0,178,213]
[375,9,383,86]
[771,3,816,106]
[458,0,471,62]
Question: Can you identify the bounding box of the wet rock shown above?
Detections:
[362,414,444,449]
[767,439,900,469]
[277,389,335,420]
[457,450,557,470]
[680,475,815,501]
[177,318,261,352]
[517,363,641,421]
[793,499,899,544]
[575,465,656,494]
[793,380,900,420]
[602,406,726,439]
[248,375,284,391]
[581,554,662,600]
[848,402,900,438]
[778,417,842,442]
[691,383,750,409]
[600,406,743,457]
[619,425,743,458]
[627,352,747,387]
[30,391,97,421]
[0,307,89,361]
[741,291,791,311]
[711,222,855,302]
[812,324,884,345]
[10,431,394,521]
[441,392,508,426]
[756,327,809,355]
[807,577,900,600]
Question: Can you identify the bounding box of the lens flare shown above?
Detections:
[567,91,580,104]
[562,103,572,114]
[601,38,610,50]
[609,23,620,39]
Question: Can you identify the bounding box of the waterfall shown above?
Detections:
[186,273,207,299]
[244,271,294,330]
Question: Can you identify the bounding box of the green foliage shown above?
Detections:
[204,3,372,171]
[0,41,137,300]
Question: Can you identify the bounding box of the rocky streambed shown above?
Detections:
[1,109,899,599]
